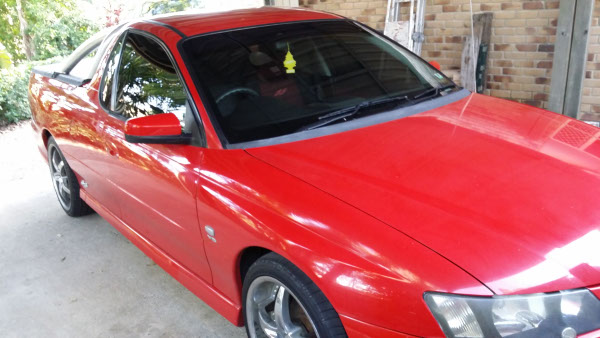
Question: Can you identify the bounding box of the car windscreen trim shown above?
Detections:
[228,88,471,149]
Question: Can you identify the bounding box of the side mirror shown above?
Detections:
[429,61,441,71]
[124,113,190,144]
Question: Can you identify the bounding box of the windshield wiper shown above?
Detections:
[297,95,410,132]
[412,84,457,101]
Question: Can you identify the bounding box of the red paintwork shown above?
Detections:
[578,329,600,338]
[248,93,600,297]
[429,60,441,70]
[591,285,600,300]
[28,7,600,337]
[124,112,182,137]
[339,315,418,338]
[152,7,341,37]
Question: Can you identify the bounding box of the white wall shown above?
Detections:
[197,0,264,12]
[195,0,300,12]
[78,0,301,26]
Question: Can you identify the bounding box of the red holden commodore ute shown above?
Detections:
[28,7,600,338]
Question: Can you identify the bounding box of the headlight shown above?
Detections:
[424,289,600,337]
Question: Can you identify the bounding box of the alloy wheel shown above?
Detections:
[49,147,72,210]
[246,276,319,338]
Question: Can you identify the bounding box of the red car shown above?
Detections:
[29,7,600,338]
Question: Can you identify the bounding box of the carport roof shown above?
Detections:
[149,7,343,37]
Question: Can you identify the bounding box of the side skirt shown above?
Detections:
[80,189,243,326]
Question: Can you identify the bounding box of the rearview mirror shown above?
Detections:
[124,113,191,144]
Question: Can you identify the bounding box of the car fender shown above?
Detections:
[194,149,492,337]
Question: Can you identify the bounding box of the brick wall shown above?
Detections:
[298,0,388,30]
[300,0,600,121]
[418,0,561,111]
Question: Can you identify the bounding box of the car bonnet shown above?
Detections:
[247,93,600,295]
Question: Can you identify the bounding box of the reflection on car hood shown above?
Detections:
[247,93,600,295]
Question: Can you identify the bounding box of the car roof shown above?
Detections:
[148,7,343,37]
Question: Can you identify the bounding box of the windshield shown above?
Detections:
[181,20,455,144]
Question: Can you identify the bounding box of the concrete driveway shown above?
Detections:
[0,122,245,337]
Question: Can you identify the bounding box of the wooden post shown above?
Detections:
[548,0,594,118]
[460,13,493,93]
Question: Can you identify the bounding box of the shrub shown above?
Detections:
[0,56,62,126]
[0,63,32,126]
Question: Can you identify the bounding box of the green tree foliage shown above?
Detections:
[0,0,98,125]
[0,0,98,62]
[0,43,12,68]
[0,2,23,63]
[145,0,201,15]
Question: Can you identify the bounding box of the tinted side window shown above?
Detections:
[113,33,187,123]
[100,37,123,109]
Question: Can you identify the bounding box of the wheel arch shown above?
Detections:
[234,243,347,326]
[238,246,272,287]
[42,128,52,149]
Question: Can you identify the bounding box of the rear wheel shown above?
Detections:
[47,137,93,217]
[243,253,346,338]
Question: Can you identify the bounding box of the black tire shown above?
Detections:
[243,253,347,338]
[47,137,93,217]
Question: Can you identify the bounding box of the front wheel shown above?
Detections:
[47,137,93,217]
[243,253,347,338]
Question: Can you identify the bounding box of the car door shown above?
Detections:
[99,31,212,282]
[65,34,125,217]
